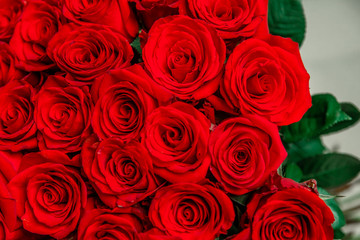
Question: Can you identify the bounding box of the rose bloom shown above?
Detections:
[143,15,226,100]
[0,0,24,42]
[0,151,21,184]
[221,35,311,126]
[34,75,93,152]
[81,135,160,208]
[230,175,334,240]
[179,0,268,46]
[0,42,25,87]
[62,0,138,41]
[7,151,87,239]
[78,207,148,240]
[142,102,211,183]
[9,0,63,71]
[129,0,179,29]
[0,151,19,240]
[149,182,235,239]
[0,80,37,152]
[0,177,16,240]
[139,228,182,240]
[91,64,172,141]
[47,24,133,86]
[209,114,287,195]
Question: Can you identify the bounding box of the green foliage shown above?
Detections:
[299,153,360,188]
[333,229,345,240]
[318,187,346,238]
[322,102,360,135]
[284,162,303,182]
[230,193,251,207]
[130,36,142,55]
[284,138,326,164]
[268,0,306,46]
[281,94,359,142]
[130,35,142,63]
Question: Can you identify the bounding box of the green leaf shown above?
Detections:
[300,153,360,188]
[333,229,345,239]
[318,188,346,231]
[268,0,306,46]
[230,193,250,206]
[321,102,360,135]
[284,163,303,182]
[130,36,141,55]
[285,138,326,164]
[281,94,352,142]
[130,36,142,63]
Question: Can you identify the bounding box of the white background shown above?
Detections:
[300,0,360,235]
[301,0,360,158]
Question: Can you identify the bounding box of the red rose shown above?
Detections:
[231,176,334,240]
[34,75,93,152]
[78,207,148,240]
[9,0,63,71]
[47,24,133,86]
[0,171,16,240]
[143,15,226,100]
[81,135,160,208]
[0,0,24,42]
[20,72,46,90]
[92,64,172,141]
[142,102,211,183]
[0,151,21,239]
[139,228,182,240]
[0,42,25,87]
[0,80,37,152]
[7,151,87,239]
[129,0,179,30]
[209,115,287,195]
[179,0,268,46]
[221,35,311,126]
[62,0,138,41]
[148,182,235,239]
[27,0,60,7]
[0,151,21,184]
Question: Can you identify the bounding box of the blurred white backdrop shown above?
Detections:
[300,0,360,235]
[300,0,360,158]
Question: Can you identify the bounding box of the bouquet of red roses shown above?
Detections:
[0,0,359,239]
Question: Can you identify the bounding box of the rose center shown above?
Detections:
[161,126,183,148]
[167,44,197,83]
[213,0,233,20]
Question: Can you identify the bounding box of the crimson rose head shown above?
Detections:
[62,0,139,41]
[231,176,334,240]
[0,42,25,88]
[149,182,235,240]
[78,207,148,240]
[142,102,211,183]
[180,0,269,47]
[129,0,179,30]
[0,80,37,152]
[47,24,133,86]
[221,35,311,126]
[7,151,87,239]
[81,135,160,208]
[143,15,226,100]
[209,114,287,195]
[0,0,24,42]
[34,75,93,153]
[0,171,16,240]
[9,0,63,71]
[91,64,172,142]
